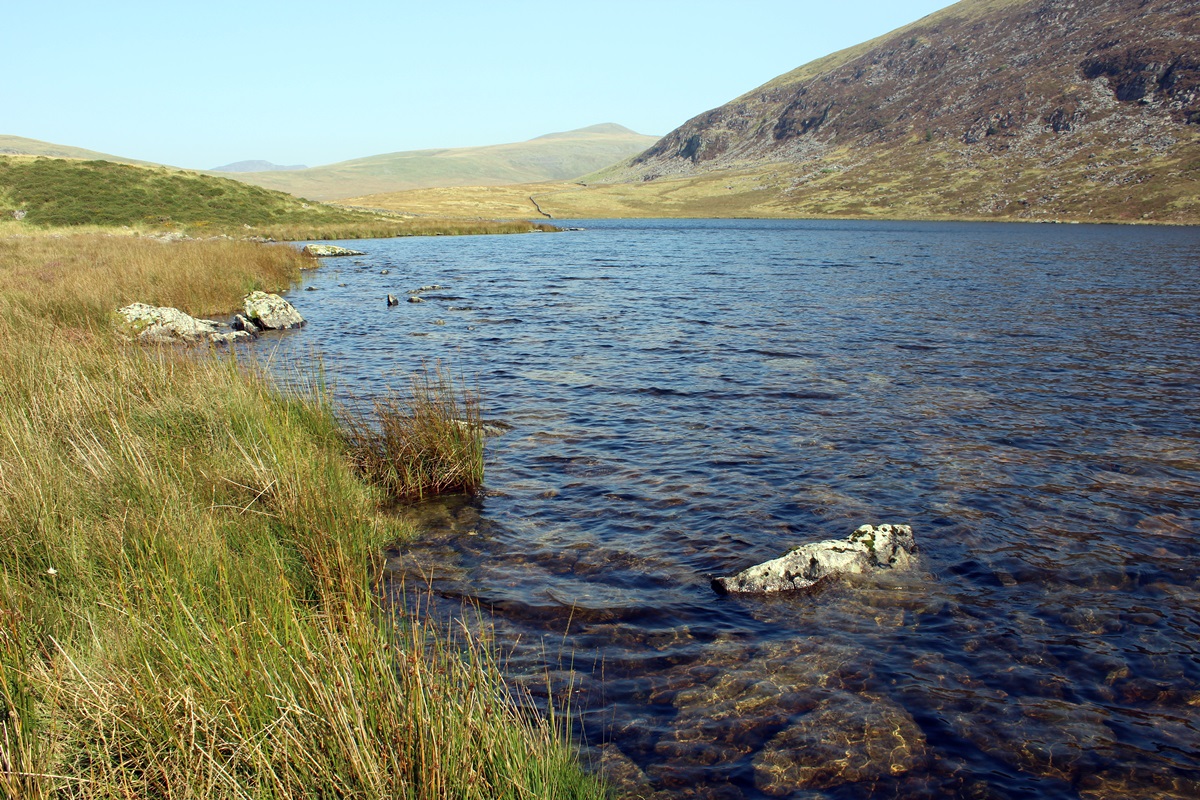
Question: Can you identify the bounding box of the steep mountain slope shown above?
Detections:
[588,0,1199,222]
[218,124,659,201]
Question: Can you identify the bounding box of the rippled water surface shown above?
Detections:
[261,220,1200,799]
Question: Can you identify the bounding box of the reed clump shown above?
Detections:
[0,234,602,799]
[345,368,485,501]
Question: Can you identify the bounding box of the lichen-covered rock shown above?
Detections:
[242,290,305,330]
[301,243,365,257]
[117,303,221,344]
[713,524,917,594]
[753,692,927,793]
[208,330,254,345]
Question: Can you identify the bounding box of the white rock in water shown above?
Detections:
[117,302,221,344]
[242,290,305,330]
[301,244,366,257]
[713,524,918,594]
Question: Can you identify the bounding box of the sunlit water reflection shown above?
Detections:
[257,219,1200,799]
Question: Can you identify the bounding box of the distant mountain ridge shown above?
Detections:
[585,0,1199,222]
[211,160,308,173]
[214,124,659,201]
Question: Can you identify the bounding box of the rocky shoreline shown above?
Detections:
[117,290,305,346]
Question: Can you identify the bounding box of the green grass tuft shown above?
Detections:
[346,366,486,501]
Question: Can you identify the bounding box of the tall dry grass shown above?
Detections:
[0,234,602,799]
[0,235,306,324]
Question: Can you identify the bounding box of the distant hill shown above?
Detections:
[211,160,309,173]
[0,135,162,167]
[215,124,659,201]
[574,0,1199,223]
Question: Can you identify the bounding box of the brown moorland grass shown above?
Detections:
[0,234,603,799]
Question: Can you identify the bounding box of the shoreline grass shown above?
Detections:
[0,156,559,242]
[0,236,603,798]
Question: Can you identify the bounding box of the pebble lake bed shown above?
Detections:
[256,219,1200,799]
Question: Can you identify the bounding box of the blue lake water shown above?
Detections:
[259,219,1200,799]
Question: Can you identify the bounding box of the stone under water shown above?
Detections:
[713,523,918,594]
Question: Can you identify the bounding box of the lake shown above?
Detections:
[259,219,1200,799]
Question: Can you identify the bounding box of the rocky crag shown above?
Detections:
[596,0,1199,222]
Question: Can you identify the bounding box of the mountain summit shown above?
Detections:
[591,0,1198,222]
[211,160,308,173]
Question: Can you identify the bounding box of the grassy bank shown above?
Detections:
[0,156,557,241]
[0,235,602,798]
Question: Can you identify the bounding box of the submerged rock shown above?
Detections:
[387,294,399,306]
[592,744,656,794]
[301,243,365,257]
[242,290,305,330]
[713,523,917,594]
[753,691,928,793]
[452,419,513,438]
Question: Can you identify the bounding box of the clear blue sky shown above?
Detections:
[3,1,955,170]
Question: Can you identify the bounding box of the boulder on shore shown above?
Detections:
[117,303,250,345]
[712,524,917,595]
[231,314,260,335]
[243,290,305,330]
[301,244,365,257]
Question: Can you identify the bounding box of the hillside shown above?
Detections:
[218,124,659,201]
[0,157,372,230]
[563,0,1200,223]
[0,135,162,167]
[0,156,551,239]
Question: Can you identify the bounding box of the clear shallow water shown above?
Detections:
[259,219,1200,799]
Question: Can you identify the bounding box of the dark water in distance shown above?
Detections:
[260,219,1200,799]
